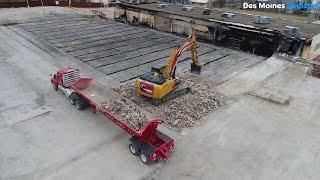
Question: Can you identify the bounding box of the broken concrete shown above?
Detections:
[249,85,292,106]
[102,98,148,130]
[114,75,227,130]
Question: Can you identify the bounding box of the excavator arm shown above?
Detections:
[190,35,201,74]
[163,35,202,79]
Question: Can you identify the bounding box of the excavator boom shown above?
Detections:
[164,35,201,78]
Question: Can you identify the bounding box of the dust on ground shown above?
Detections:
[114,74,227,131]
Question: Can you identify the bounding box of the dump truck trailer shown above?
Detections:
[51,67,174,164]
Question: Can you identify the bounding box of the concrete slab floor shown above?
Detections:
[12,12,260,83]
[2,7,320,180]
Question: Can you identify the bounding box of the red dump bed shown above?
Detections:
[70,77,174,160]
[70,77,174,161]
[70,77,153,135]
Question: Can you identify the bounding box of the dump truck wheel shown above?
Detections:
[75,99,85,110]
[69,93,77,105]
[140,153,150,164]
[129,144,140,156]
[156,156,163,162]
[70,98,75,105]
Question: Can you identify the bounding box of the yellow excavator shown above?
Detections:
[135,34,202,104]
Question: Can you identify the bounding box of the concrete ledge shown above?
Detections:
[249,85,292,106]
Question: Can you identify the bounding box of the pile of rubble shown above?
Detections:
[114,75,226,130]
[102,98,148,130]
[309,64,320,78]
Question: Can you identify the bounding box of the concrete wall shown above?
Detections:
[309,33,320,61]
[154,16,171,32]
[124,10,155,27]
[126,10,140,22]
[90,0,108,3]
[190,2,208,8]
[0,0,104,7]
[113,7,213,40]
[114,7,125,19]
[192,23,213,40]
[171,20,189,35]
[139,11,155,27]
[301,44,311,60]
[301,33,320,61]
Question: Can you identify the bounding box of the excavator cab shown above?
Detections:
[139,72,166,85]
[151,66,164,73]
[151,66,165,77]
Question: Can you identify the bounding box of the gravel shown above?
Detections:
[113,75,226,131]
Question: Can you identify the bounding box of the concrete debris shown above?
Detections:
[114,75,226,130]
[102,98,147,130]
[308,64,320,78]
[249,85,292,105]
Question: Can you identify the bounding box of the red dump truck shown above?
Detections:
[51,67,174,164]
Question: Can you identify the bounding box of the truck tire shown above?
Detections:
[140,153,150,164]
[129,144,140,156]
[70,98,76,105]
[75,99,86,110]
[156,156,163,162]
[69,93,77,105]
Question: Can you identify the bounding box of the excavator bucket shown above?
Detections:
[190,63,201,75]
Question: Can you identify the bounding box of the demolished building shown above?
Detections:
[113,3,320,60]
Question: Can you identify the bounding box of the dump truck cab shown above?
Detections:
[51,67,80,89]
